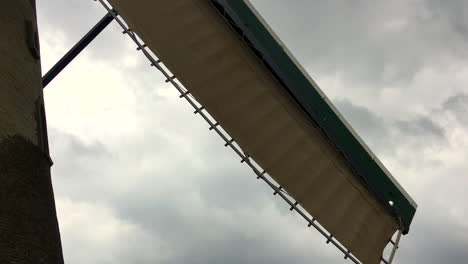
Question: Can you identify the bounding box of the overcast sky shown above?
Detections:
[37,0,468,263]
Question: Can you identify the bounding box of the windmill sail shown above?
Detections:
[106,1,417,263]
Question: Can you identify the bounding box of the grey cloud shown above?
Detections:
[49,123,344,264]
[37,0,104,37]
[334,99,390,152]
[426,0,468,43]
[333,98,447,156]
[114,198,324,264]
[395,117,445,142]
[251,0,468,89]
[398,210,468,264]
[37,0,132,64]
[443,93,468,125]
[48,128,115,199]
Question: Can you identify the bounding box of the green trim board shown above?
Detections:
[211,0,417,233]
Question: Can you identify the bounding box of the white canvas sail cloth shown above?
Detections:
[108,0,400,263]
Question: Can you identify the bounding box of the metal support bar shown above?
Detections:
[273,186,282,196]
[193,106,204,114]
[289,202,299,211]
[257,170,266,179]
[224,138,234,147]
[165,75,177,83]
[209,123,219,130]
[344,250,351,259]
[240,155,250,163]
[151,59,161,66]
[179,91,190,98]
[42,10,116,88]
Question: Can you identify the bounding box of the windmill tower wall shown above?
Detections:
[0,1,64,263]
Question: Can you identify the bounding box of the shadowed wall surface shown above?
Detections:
[0,1,64,263]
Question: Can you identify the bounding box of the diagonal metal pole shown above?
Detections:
[42,9,116,88]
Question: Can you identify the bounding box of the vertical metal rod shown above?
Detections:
[41,10,116,88]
